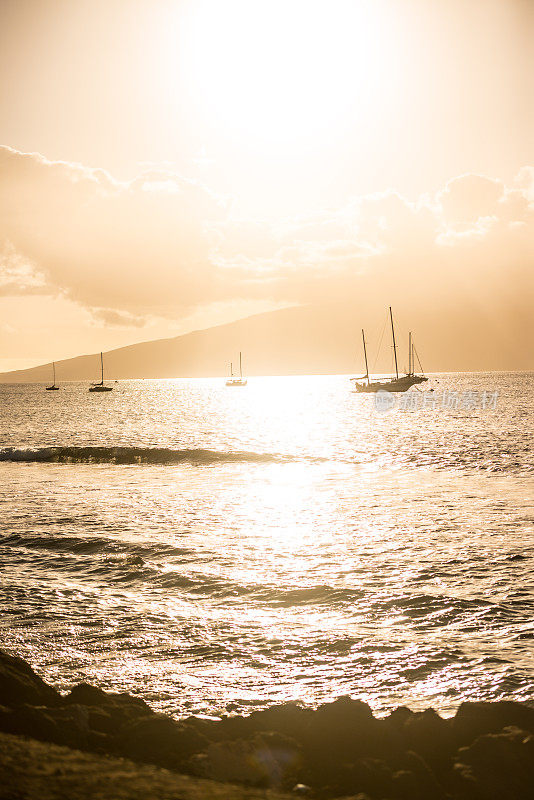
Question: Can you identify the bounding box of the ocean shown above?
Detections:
[1,372,533,719]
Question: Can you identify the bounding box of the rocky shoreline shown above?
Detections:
[1,648,533,799]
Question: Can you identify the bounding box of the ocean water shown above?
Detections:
[1,372,533,719]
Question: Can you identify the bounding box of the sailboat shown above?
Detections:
[88,352,113,392]
[45,362,60,390]
[351,308,428,393]
[226,352,247,386]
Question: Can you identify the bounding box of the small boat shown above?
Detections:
[352,308,428,393]
[45,362,60,390]
[89,352,113,392]
[226,352,247,386]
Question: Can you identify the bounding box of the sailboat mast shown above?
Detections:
[413,344,424,376]
[100,352,104,384]
[408,332,412,375]
[389,307,399,379]
[53,361,56,384]
[239,352,242,378]
[361,329,370,385]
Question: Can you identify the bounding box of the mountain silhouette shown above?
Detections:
[0,300,530,382]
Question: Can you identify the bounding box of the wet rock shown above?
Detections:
[0,649,60,708]
[117,713,207,771]
[452,701,534,746]
[453,726,534,800]
[191,731,301,790]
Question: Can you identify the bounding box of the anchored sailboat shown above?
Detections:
[226,352,247,386]
[351,308,428,393]
[45,362,60,390]
[89,352,113,392]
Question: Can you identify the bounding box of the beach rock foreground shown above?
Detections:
[1,649,533,799]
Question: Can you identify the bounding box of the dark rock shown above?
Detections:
[0,702,94,750]
[219,701,309,743]
[107,691,152,716]
[323,756,393,799]
[375,707,415,760]
[47,704,92,749]
[392,750,447,800]
[65,682,151,717]
[117,713,207,771]
[0,703,60,742]
[453,726,534,800]
[85,706,118,735]
[217,698,386,791]
[452,701,534,746]
[382,706,414,731]
[191,731,301,790]
[292,783,313,795]
[401,708,455,773]
[64,682,109,707]
[0,649,60,708]
[182,714,220,742]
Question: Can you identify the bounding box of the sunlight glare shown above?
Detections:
[178,0,399,153]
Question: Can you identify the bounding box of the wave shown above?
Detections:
[0,446,291,465]
[0,532,192,559]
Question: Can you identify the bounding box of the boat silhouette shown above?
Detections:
[226,352,247,386]
[45,362,59,390]
[89,352,113,392]
[352,308,428,393]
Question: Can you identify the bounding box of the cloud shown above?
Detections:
[0,241,51,296]
[0,145,532,327]
[91,308,147,328]
[0,146,227,317]
[213,179,534,314]
[438,174,505,226]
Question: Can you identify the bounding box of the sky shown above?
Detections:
[0,0,533,371]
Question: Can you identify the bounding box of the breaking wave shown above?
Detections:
[0,445,292,465]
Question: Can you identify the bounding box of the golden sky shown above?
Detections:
[0,0,533,370]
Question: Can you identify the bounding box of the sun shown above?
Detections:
[174,0,400,155]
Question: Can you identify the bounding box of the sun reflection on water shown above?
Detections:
[0,374,533,717]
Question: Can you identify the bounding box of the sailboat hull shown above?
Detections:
[352,375,427,393]
[225,379,247,386]
[88,385,112,392]
[45,386,59,390]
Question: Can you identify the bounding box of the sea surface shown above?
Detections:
[1,372,533,719]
